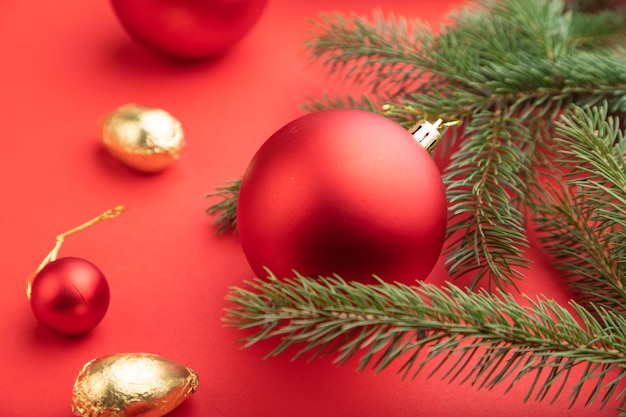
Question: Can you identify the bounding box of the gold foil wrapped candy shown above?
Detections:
[71,353,199,417]
[99,104,185,172]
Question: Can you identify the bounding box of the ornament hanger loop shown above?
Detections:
[26,205,128,299]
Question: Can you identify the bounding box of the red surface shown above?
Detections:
[0,0,619,416]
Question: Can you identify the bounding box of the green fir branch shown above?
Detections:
[533,104,626,310]
[304,10,434,98]
[225,274,626,412]
[205,179,241,234]
[444,110,531,290]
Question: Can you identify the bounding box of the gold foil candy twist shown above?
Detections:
[71,353,199,417]
[99,103,185,172]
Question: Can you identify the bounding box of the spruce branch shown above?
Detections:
[533,103,626,311]
[303,10,434,98]
[444,110,531,291]
[205,179,240,234]
[444,112,528,288]
[225,274,626,412]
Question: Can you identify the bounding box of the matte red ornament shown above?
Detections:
[236,109,448,285]
[109,0,269,60]
[26,206,127,336]
[29,257,110,336]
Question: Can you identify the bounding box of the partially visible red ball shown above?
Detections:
[29,257,110,336]
[237,109,448,285]
[109,0,269,60]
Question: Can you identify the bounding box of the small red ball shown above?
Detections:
[237,109,448,285]
[29,257,110,336]
[109,0,269,60]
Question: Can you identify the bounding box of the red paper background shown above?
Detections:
[0,0,620,416]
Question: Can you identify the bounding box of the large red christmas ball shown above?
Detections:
[237,109,448,285]
[29,257,110,336]
[109,0,268,60]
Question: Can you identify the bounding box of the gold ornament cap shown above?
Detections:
[71,353,199,417]
[99,104,185,172]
